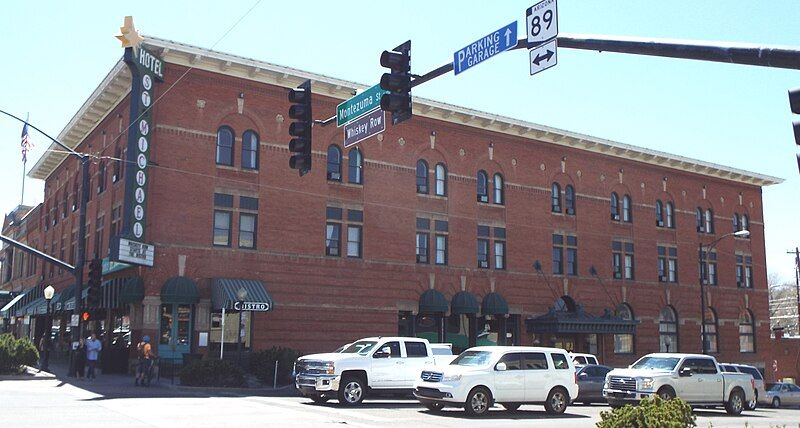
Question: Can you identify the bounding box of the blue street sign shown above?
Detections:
[454,21,518,75]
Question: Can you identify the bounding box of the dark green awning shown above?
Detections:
[451,291,479,315]
[419,289,448,314]
[120,277,145,305]
[481,292,509,315]
[56,285,76,311]
[160,276,199,304]
[211,278,273,310]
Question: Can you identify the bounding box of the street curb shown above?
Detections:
[0,366,56,381]
[173,384,298,396]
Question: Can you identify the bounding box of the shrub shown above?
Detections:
[249,346,301,386]
[178,359,245,387]
[597,396,696,428]
[0,334,39,375]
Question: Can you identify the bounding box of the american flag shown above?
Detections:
[21,122,33,162]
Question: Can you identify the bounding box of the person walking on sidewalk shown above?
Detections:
[85,333,102,379]
[135,335,154,386]
[74,339,87,379]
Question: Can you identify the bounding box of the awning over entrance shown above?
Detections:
[211,278,273,310]
[161,276,199,304]
[451,291,479,315]
[120,277,145,305]
[419,289,448,314]
[56,285,76,311]
[0,293,24,315]
[481,292,509,315]
[525,306,639,335]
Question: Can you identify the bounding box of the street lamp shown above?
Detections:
[236,288,247,366]
[699,229,750,354]
[42,285,55,371]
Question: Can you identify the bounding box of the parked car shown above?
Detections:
[570,352,599,366]
[576,364,613,404]
[294,337,455,405]
[413,346,579,416]
[720,363,768,409]
[766,382,800,408]
[603,353,755,415]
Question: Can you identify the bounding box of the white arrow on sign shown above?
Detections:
[529,39,557,76]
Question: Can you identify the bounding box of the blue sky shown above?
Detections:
[0,1,798,283]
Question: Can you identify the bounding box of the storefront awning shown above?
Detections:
[161,276,199,304]
[211,278,273,310]
[120,277,145,305]
[56,285,76,311]
[525,306,639,335]
[451,291,479,315]
[481,292,509,315]
[0,293,24,315]
[419,289,448,314]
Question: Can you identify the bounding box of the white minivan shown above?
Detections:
[413,346,579,416]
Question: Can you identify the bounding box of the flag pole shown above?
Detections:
[20,113,29,206]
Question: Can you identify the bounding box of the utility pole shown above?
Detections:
[789,247,800,336]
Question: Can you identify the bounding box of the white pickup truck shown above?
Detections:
[295,337,455,405]
[603,353,755,415]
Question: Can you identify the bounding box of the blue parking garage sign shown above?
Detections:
[453,21,518,75]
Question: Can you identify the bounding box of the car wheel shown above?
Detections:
[725,389,745,415]
[309,394,329,404]
[772,397,781,408]
[545,387,569,415]
[657,387,676,401]
[502,403,521,412]
[746,392,757,411]
[338,375,366,406]
[424,402,444,412]
[464,386,492,417]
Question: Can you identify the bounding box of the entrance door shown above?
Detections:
[553,336,576,352]
[158,304,193,360]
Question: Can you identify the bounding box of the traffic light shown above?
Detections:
[788,88,800,172]
[81,310,93,322]
[379,40,412,126]
[86,258,103,308]
[288,79,313,176]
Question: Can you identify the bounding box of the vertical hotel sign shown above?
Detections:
[111,17,159,267]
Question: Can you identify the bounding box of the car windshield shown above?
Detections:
[631,356,681,371]
[340,341,377,355]
[767,383,781,392]
[451,350,493,366]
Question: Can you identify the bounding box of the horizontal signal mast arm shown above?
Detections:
[0,234,76,273]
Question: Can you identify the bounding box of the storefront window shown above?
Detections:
[160,304,173,345]
[177,304,191,345]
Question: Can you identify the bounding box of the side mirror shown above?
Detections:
[679,367,692,377]
[495,362,507,371]
[373,350,389,359]
[579,372,589,378]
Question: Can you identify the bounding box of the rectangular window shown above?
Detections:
[213,210,232,246]
[477,239,490,268]
[658,246,678,283]
[624,254,634,280]
[347,226,362,258]
[552,234,576,276]
[612,241,634,280]
[416,232,429,263]
[239,213,257,249]
[240,196,259,211]
[736,255,754,288]
[94,215,105,258]
[552,247,563,275]
[435,235,447,265]
[494,241,505,270]
[214,193,234,207]
[405,341,428,357]
[326,223,341,256]
[700,251,718,285]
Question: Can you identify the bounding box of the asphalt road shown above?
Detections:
[2,379,798,427]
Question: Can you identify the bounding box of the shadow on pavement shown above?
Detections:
[692,409,769,419]
[420,407,591,420]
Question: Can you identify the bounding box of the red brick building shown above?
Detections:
[1,36,783,373]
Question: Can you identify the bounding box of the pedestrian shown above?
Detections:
[135,335,154,386]
[85,332,102,379]
[74,339,87,379]
[38,335,51,371]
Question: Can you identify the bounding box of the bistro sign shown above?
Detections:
[233,301,271,312]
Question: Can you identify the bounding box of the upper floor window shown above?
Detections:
[665,202,675,228]
[493,173,504,205]
[416,160,429,194]
[551,183,562,213]
[564,185,576,215]
[622,195,633,222]
[732,213,740,233]
[435,163,447,196]
[97,161,107,194]
[696,208,703,232]
[552,234,577,275]
[659,306,678,353]
[741,214,749,234]
[700,250,718,285]
[739,310,755,353]
[241,130,259,170]
[348,148,363,184]
[216,126,234,166]
[327,145,342,181]
[657,246,678,283]
[736,254,753,288]
[610,192,620,221]
[476,170,489,202]
[612,241,635,280]
[703,308,719,354]
[655,200,664,227]
[705,209,714,234]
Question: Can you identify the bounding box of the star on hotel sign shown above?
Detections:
[115,16,144,50]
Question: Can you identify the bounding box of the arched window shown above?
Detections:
[216,126,234,166]
[705,208,714,234]
[622,195,632,222]
[348,148,363,184]
[610,192,620,221]
[739,310,755,353]
[241,130,259,170]
[696,208,704,232]
[659,306,678,353]
[476,170,488,202]
[703,307,719,354]
[741,214,750,234]
[435,163,447,196]
[551,183,562,213]
[733,213,740,233]
[655,200,664,226]
[614,304,634,354]
[416,160,429,193]
[565,185,576,215]
[327,145,342,181]
[493,173,504,205]
[666,202,675,228]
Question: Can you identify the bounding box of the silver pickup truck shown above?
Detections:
[603,353,755,415]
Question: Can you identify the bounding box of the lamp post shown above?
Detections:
[42,285,55,372]
[699,229,750,354]
[236,288,247,366]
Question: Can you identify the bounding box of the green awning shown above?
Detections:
[1,293,24,315]
[211,278,273,310]
[120,277,145,305]
[481,292,509,315]
[56,285,76,311]
[451,291,479,315]
[161,276,199,304]
[419,289,448,314]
